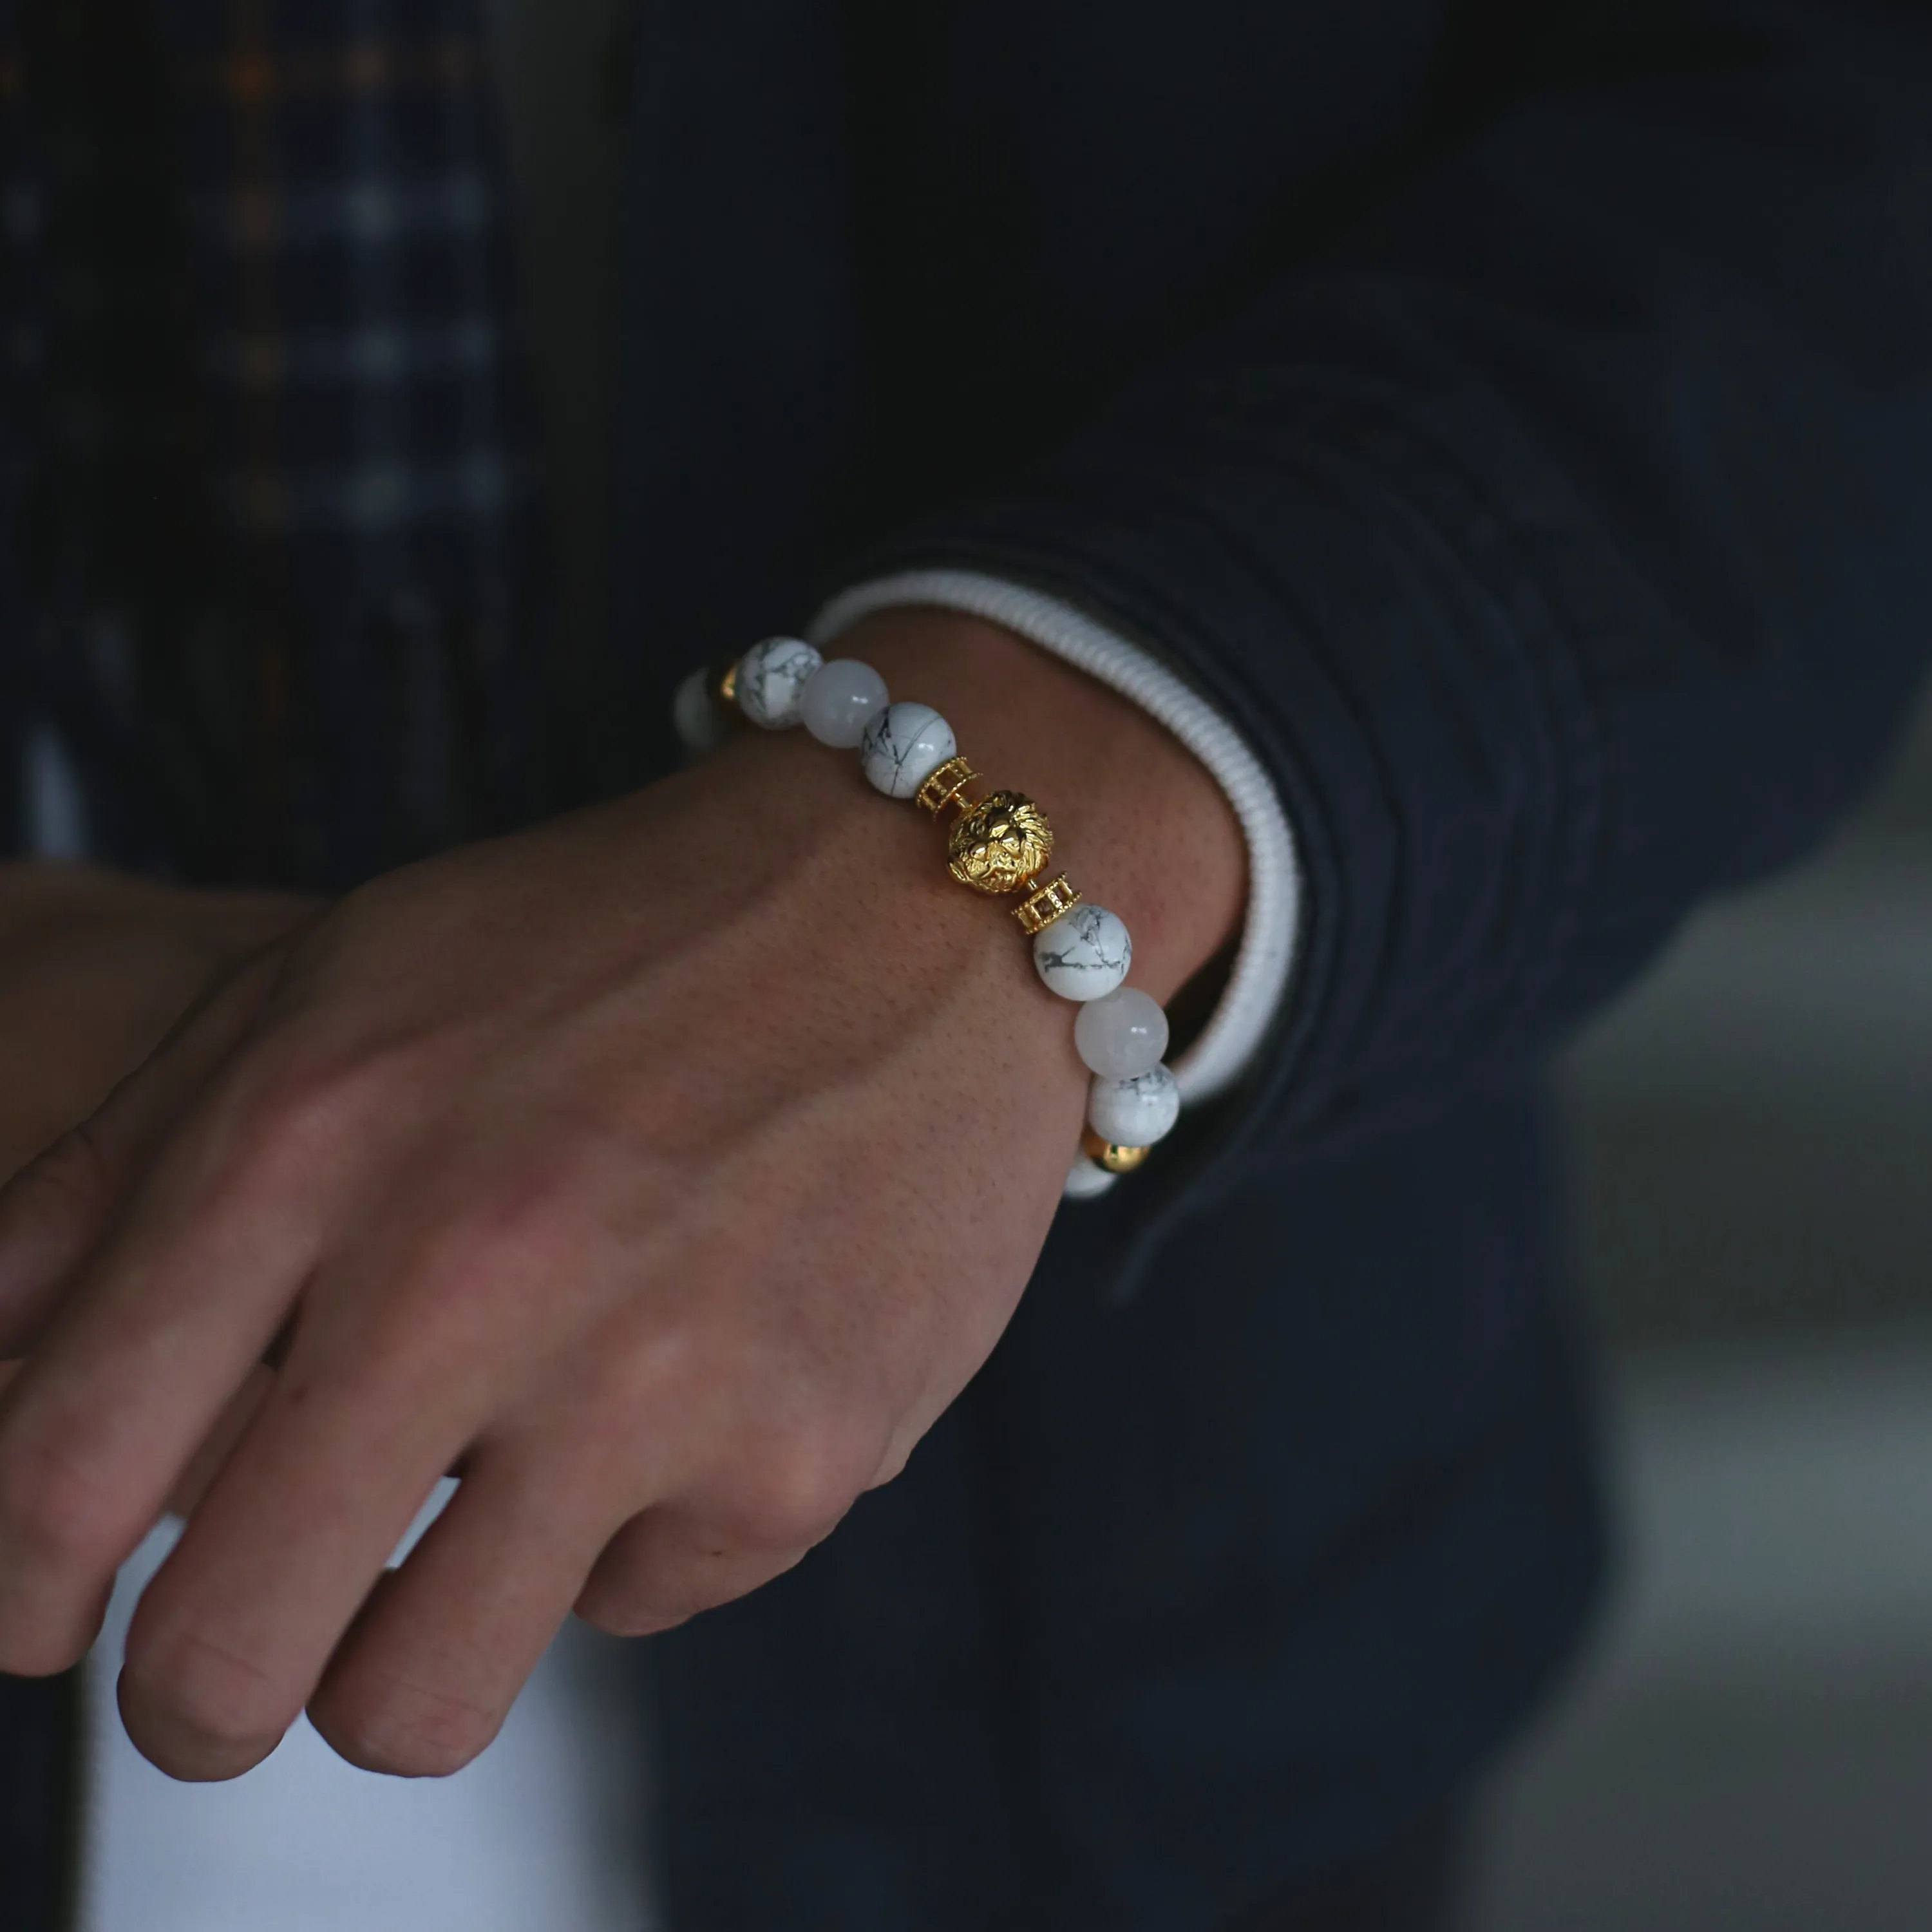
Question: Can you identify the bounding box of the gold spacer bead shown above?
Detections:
[712,659,740,708]
[1082,1128,1153,1175]
[1013,873,1084,936]
[916,754,981,817]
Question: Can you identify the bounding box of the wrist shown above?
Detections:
[829,609,1247,1005]
[656,610,1242,1182]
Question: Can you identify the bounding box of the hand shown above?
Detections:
[0,614,1244,1782]
[0,868,321,1501]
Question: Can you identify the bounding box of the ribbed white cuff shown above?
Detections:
[809,569,1302,1110]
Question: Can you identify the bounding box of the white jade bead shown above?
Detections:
[1074,986,1169,1078]
[1086,1063,1181,1149]
[672,667,730,753]
[1034,904,1132,1003]
[802,658,889,748]
[860,702,957,798]
[735,636,823,729]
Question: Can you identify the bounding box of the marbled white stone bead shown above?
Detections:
[801,658,889,748]
[1033,904,1132,1003]
[860,702,957,799]
[1074,985,1169,1077]
[1086,1063,1181,1148]
[735,636,823,730]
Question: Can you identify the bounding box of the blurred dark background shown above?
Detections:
[1477,685,1932,1929]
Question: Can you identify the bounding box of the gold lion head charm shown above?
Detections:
[947,790,1054,894]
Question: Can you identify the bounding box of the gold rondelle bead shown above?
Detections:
[947,790,1054,894]
[916,754,981,817]
[1082,1128,1153,1175]
[712,659,740,708]
[1014,873,1083,936]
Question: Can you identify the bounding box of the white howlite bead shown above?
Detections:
[672,667,730,754]
[1074,986,1170,1078]
[801,658,889,748]
[860,702,957,798]
[1034,904,1133,1003]
[735,636,823,729]
[1087,1063,1182,1149]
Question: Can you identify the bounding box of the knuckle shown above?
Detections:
[231,1039,415,1180]
[354,1196,587,1388]
[715,1430,866,1553]
[0,1426,132,1570]
[312,1672,502,1779]
[6,1124,115,1233]
[256,1061,374,1155]
[404,1189,577,1320]
[573,1580,690,1640]
[574,1531,795,1636]
[457,1154,585,1258]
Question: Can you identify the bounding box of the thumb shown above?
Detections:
[0,946,288,1358]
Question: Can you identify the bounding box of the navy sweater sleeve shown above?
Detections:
[0,424,24,860]
[861,0,1932,1160]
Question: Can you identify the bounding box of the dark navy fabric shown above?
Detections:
[652,1088,1601,1929]
[0,0,545,884]
[618,0,1932,1921]
[0,1669,80,1932]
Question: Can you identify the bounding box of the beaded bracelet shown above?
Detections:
[674,636,1182,1189]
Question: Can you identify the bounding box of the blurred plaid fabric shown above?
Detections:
[0,0,549,885]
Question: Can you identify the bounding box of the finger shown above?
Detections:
[574,1502,822,1639]
[112,1221,544,1781]
[0,1045,324,1676]
[0,948,286,1355]
[3,1352,269,1538]
[115,1352,475,1781]
[574,1414,888,1637]
[164,1365,278,1521]
[0,1359,272,1539]
[305,1443,612,1778]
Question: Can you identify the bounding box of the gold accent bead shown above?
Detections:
[916,754,981,817]
[947,790,1054,895]
[1082,1128,1153,1175]
[1013,873,1083,936]
[712,659,740,708]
